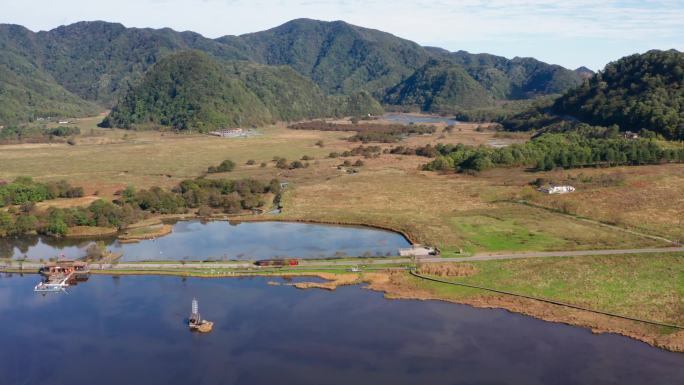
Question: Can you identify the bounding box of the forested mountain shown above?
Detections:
[101,51,382,131]
[0,25,100,124]
[218,18,431,96]
[447,51,584,99]
[553,50,684,140]
[383,59,494,112]
[33,21,247,106]
[0,19,586,127]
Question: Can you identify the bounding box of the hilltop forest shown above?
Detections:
[0,19,584,130]
[0,19,681,138]
[498,50,684,141]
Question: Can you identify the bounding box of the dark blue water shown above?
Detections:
[382,113,461,125]
[0,221,411,261]
[0,274,682,385]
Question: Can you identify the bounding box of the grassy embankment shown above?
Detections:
[366,254,684,352]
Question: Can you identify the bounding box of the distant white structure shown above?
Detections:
[399,244,436,257]
[209,128,258,138]
[58,120,70,124]
[209,128,243,137]
[539,185,575,194]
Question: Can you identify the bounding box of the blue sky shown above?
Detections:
[1,0,682,70]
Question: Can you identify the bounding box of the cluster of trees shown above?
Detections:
[329,145,382,159]
[207,159,236,173]
[349,127,431,143]
[424,132,684,173]
[0,177,280,237]
[388,144,440,157]
[0,177,83,206]
[272,157,310,170]
[289,120,436,143]
[327,144,445,159]
[339,159,365,168]
[0,125,81,144]
[350,125,434,143]
[455,97,554,124]
[125,178,280,215]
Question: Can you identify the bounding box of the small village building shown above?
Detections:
[539,185,575,194]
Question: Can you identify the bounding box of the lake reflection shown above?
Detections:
[0,274,682,385]
[0,221,411,261]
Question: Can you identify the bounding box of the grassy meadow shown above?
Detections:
[1,114,681,253]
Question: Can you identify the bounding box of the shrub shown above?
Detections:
[207,159,235,173]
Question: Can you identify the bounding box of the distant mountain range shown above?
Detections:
[0,18,588,128]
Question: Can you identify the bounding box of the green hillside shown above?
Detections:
[228,62,334,121]
[448,51,583,99]
[383,59,494,112]
[0,19,588,125]
[554,50,684,140]
[101,52,271,130]
[101,51,384,131]
[0,25,100,124]
[34,21,247,106]
[221,18,431,96]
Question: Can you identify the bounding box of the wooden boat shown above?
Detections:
[188,298,213,333]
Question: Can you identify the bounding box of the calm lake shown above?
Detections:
[0,221,411,261]
[382,113,461,125]
[1,274,682,385]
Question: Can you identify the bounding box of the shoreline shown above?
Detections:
[53,213,419,247]
[291,270,684,354]
[4,266,682,353]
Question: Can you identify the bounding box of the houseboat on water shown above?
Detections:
[39,260,89,278]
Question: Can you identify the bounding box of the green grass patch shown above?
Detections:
[451,215,562,252]
[419,254,684,328]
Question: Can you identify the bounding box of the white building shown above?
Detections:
[539,185,575,194]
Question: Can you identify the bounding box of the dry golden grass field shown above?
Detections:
[1,114,681,253]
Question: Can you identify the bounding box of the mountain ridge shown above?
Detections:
[0,19,586,127]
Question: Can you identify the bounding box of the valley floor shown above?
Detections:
[1,114,683,352]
